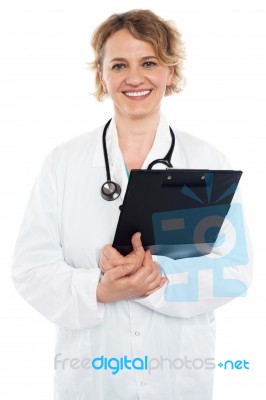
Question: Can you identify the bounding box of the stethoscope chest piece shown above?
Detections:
[101,180,121,201]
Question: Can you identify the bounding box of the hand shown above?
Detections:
[97,250,167,303]
[99,232,145,275]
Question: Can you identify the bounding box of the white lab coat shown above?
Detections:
[12,115,252,400]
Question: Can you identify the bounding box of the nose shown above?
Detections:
[125,66,145,86]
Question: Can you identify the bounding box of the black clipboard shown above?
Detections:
[113,169,242,259]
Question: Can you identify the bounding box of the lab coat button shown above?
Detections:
[141,381,147,386]
[135,331,140,336]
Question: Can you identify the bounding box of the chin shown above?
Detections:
[124,107,159,119]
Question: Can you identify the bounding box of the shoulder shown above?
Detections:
[54,124,103,158]
[44,124,104,170]
[172,127,231,169]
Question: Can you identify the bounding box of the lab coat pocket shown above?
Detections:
[172,313,216,400]
[54,326,94,399]
[181,312,216,357]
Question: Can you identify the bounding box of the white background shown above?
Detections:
[0,0,265,398]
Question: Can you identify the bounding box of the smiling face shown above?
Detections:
[100,29,174,121]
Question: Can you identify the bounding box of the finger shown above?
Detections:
[109,263,135,280]
[99,258,109,273]
[142,259,163,287]
[99,251,109,267]
[144,253,162,279]
[99,260,105,273]
[101,244,113,258]
[101,245,124,267]
[160,277,168,287]
[99,250,112,273]
[131,250,152,279]
[102,244,123,261]
[100,250,109,263]
[129,258,158,289]
[142,249,153,268]
[131,232,144,254]
[145,277,167,296]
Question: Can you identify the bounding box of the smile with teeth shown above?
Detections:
[124,90,151,97]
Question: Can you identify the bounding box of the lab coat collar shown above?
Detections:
[141,114,174,169]
[92,114,175,167]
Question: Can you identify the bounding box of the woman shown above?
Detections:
[12,9,252,400]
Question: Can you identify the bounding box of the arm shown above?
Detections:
[11,153,105,330]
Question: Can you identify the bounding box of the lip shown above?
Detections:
[123,89,152,100]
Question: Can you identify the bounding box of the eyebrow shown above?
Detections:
[109,56,158,63]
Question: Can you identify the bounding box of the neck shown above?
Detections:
[114,112,160,170]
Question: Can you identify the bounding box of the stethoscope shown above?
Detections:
[101,118,175,201]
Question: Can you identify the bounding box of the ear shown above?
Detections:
[98,65,107,93]
[166,66,175,86]
[101,79,107,94]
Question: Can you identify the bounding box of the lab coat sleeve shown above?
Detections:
[11,152,105,330]
[133,154,252,318]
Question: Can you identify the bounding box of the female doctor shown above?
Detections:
[12,9,252,400]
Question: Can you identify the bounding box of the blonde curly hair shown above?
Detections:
[90,9,186,101]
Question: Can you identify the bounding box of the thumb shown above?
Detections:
[131,232,144,253]
[110,263,134,280]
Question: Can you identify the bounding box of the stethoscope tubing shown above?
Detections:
[101,119,175,200]
[102,118,113,182]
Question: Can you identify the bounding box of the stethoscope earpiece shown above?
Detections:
[101,180,121,201]
[101,119,175,201]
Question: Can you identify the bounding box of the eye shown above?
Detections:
[142,61,157,68]
[112,63,127,70]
